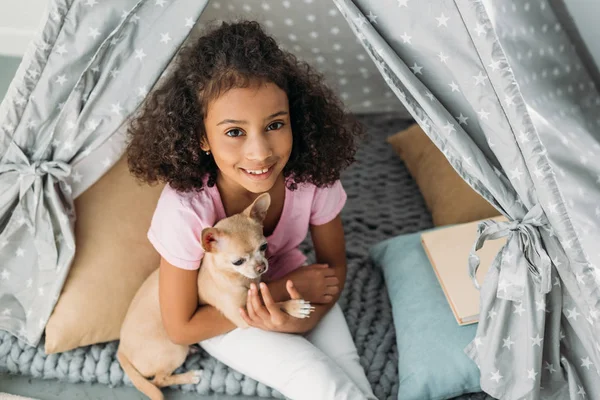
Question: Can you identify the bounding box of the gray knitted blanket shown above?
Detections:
[0,114,493,400]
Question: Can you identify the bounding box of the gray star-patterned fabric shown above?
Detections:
[0,0,210,346]
[331,0,600,399]
[1,0,600,399]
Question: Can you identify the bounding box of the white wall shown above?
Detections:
[0,0,47,56]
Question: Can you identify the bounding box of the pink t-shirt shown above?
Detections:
[147,179,347,281]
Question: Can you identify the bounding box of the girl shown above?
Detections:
[126,20,376,400]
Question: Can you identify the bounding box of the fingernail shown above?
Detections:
[260,282,266,289]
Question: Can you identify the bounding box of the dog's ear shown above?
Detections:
[201,227,223,253]
[244,193,271,223]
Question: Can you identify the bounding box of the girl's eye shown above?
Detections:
[232,259,245,266]
[226,129,244,137]
[259,243,268,252]
[266,122,284,131]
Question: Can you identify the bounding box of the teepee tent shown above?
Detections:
[1,0,599,399]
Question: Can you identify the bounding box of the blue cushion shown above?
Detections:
[369,230,481,400]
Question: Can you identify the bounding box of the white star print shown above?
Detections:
[130,14,140,24]
[410,63,423,75]
[156,0,166,6]
[518,131,530,143]
[531,334,543,347]
[16,248,25,257]
[2,308,11,316]
[63,140,74,151]
[38,287,45,296]
[488,308,497,320]
[109,68,120,78]
[488,59,501,71]
[448,81,460,92]
[474,337,483,347]
[111,103,123,115]
[544,361,556,374]
[510,167,523,181]
[473,71,487,86]
[86,120,100,132]
[185,18,194,28]
[55,75,67,85]
[504,95,515,106]
[55,44,67,55]
[138,86,148,97]
[367,11,378,23]
[474,23,486,36]
[536,300,546,312]
[527,368,538,380]
[443,121,456,134]
[397,0,409,6]
[566,307,580,320]
[477,109,490,120]
[354,15,368,28]
[435,13,449,27]
[88,27,100,39]
[400,32,412,44]
[18,327,27,338]
[160,33,172,44]
[425,91,435,101]
[498,279,511,293]
[102,158,112,168]
[85,0,97,6]
[457,113,468,125]
[135,48,146,61]
[533,167,543,178]
[490,370,503,383]
[437,51,449,63]
[513,303,526,316]
[1,270,10,280]
[502,336,514,350]
[576,273,585,284]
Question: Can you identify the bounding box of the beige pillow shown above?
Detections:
[387,124,500,226]
[44,154,165,354]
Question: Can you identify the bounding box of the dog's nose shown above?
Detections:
[256,264,266,274]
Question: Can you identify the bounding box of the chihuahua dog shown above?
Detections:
[117,193,314,400]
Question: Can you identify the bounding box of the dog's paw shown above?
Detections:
[280,299,315,318]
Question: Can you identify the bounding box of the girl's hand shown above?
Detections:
[284,264,339,304]
[239,281,310,333]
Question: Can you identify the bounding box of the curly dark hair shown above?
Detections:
[126,20,364,192]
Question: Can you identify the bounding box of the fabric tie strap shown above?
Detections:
[468,203,552,301]
[0,141,72,271]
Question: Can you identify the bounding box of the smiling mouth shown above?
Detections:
[241,165,275,179]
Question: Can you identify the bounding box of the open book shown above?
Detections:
[421,216,507,325]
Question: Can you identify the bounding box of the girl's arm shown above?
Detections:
[292,214,347,331]
[158,257,236,345]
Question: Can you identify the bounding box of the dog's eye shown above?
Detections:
[259,243,268,252]
[232,259,245,266]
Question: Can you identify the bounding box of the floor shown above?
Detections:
[0,54,263,400]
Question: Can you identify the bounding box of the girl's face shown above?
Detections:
[203,81,293,194]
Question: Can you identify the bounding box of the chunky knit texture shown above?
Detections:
[0,114,493,400]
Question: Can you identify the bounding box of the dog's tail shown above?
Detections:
[117,349,164,400]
